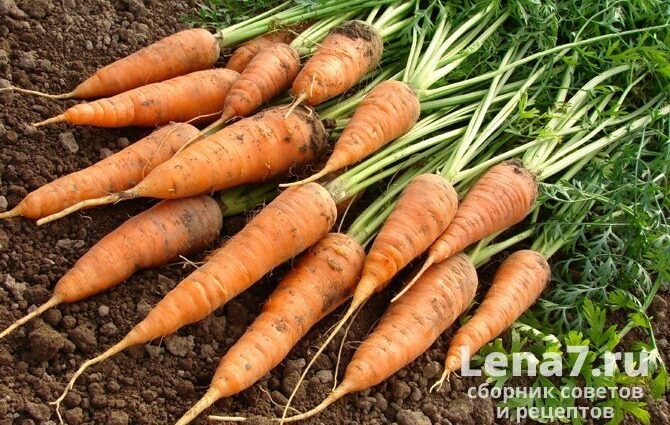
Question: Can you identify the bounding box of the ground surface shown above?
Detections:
[0,1,668,425]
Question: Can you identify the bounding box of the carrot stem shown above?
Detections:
[423,23,670,100]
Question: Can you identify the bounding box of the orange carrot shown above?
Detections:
[280,254,478,422]
[36,105,327,225]
[223,43,301,120]
[183,43,303,149]
[281,173,458,418]
[435,249,550,389]
[0,123,198,221]
[226,30,297,72]
[291,21,383,106]
[0,196,222,341]
[175,233,365,425]
[32,69,239,128]
[3,29,220,100]
[285,80,421,186]
[51,183,337,418]
[414,160,537,285]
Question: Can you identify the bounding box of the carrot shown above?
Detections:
[175,232,365,425]
[412,160,537,286]
[284,80,421,186]
[51,182,337,419]
[2,29,220,100]
[0,123,198,221]
[279,254,478,422]
[181,43,303,151]
[281,173,458,419]
[32,69,239,128]
[291,20,383,107]
[223,43,301,120]
[434,249,550,390]
[36,105,327,225]
[0,196,223,341]
[226,30,297,72]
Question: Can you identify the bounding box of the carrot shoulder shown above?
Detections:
[443,250,550,377]
[0,123,198,220]
[175,233,365,425]
[283,254,478,422]
[292,20,383,106]
[0,195,223,340]
[34,69,239,128]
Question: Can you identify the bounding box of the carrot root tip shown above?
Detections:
[429,369,450,393]
[0,86,75,100]
[207,415,247,422]
[36,192,132,226]
[175,387,223,425]
[284,93,306,119]
[0,207,21,220]
[33,114,67,127]
[0,297,61,340]
[391,257,435,303]
[279,167,331,188]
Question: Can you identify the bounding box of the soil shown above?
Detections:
[0,2,668,425]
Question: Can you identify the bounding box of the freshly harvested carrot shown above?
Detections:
[0,123,198,221]
[434,249,550,389]
[51,183,337,418]
[0,196,223,341]
[223,43,301,119]
[291,20,383,106]
[182,43,303,150]
[32,69,239,128]
[226,30,297,72]
[175,233,365,425]
[281,173,458,418]
[412,160,537,286]
[37,106,327,224]
[279,254,478,422]
[284,80,421,186]
[3,29,220,100]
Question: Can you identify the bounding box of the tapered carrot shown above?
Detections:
[433,249,550,390]
[279,254,478,422]
[175,233,365,425]
[291,20,383,107]
[2,29,220,100]
[0,123,198,221]
[32,69,239,128]
[0,196,223,341]
[51,183,337,419]
[37,106,327,225]
[411,160,537,288]
[226,30,298,72]
[282,173,458,418]
[284,80,420,186]
[180,43,303,151]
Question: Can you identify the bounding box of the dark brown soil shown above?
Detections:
[0,2,668,425]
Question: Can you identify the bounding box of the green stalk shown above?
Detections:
[218,182,278,217]
[423,24,670,100]
[216,0,397,47]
